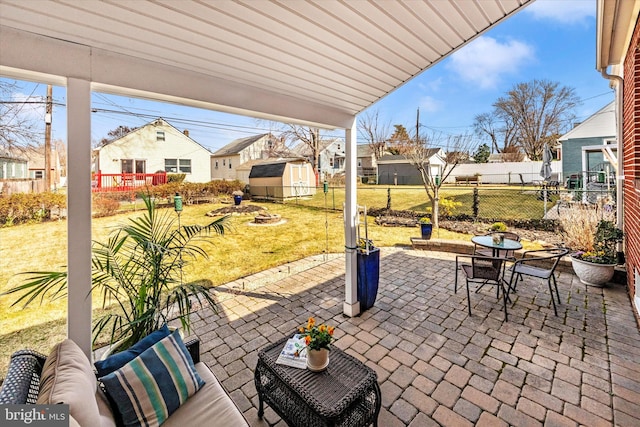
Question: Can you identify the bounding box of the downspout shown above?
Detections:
[599,68,624,235]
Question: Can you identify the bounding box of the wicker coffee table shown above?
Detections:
[255,335,381,427]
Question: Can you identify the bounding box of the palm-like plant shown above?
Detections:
[3,194,229,350]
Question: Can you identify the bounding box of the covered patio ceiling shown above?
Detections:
[0,0,532,129]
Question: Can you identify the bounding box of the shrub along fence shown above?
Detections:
[0,180,246,226]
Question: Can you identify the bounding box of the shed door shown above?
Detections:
[290,164,310,196]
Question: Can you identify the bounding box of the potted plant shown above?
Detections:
[232,190,244,206]
[560,208,623,286]
[418,216,433,240]
[356,237,380,312]
[298,317,335,372]
[4,193,229,351]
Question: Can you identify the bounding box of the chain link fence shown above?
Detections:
[247,184,616,222]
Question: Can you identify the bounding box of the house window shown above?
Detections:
[215,160,218,169]
[121,159,134,173]
[156,131,165,141]
[329,157,334,167]
[35,170,44,179]
[165,159,190,173]
[229,160,232,169]
[179,159,191,173]
[358,159,362,168]
[223,159,226,166]
[135,160,146,174]
[164,159,178,173]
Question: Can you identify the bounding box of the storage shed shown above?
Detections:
[249,159,316,200]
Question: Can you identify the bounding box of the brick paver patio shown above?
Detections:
[185,248,640,426]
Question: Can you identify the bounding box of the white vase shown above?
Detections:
[306,348,329,372]
[571,257,615,287]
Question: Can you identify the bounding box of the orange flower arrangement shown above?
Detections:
[298,317,335,351]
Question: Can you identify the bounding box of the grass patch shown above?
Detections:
[290,184,550,219]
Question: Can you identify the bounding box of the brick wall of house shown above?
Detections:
[622,15,640,314]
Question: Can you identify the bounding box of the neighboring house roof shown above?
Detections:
[98,117,213,153]
[21,146,59,169]
[0,148,28,162]
[558,101,616,141]
[293,138,344,157]
[487,153,531,162]
[377,149,440,163]
[212,133,270,156]
[357,145,373,157]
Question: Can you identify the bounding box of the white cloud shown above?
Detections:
[524,0,595,25]
[447,36,534,89]
[418,77,444,93]
[418,95,441,113]
[10,92,45,122]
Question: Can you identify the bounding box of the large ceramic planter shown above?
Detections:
[420,223,433,240]
[571,257,615,287]
[307,348,329,372]
[357,248,380,312]
[233,195,242,205]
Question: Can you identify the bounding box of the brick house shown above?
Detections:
[597,1,640,319]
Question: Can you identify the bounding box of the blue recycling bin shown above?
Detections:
[357,248,380,312]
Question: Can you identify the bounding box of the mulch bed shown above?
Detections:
[438,219,564,247]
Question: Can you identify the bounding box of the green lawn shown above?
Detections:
[288,184,552,219]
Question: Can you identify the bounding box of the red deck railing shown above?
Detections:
[92,172,167,192]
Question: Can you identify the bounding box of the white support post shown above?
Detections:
[343,119,360,317]
[66,78,93,359]
[581,149,588,203]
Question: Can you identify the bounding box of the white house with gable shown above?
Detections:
[94,118,212,183]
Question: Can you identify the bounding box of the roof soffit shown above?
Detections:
[0,0,532,128]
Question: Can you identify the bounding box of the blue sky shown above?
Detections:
[3,0,612,153]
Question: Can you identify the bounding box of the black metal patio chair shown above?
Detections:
[455,254,510,321]
[507,248,570,316]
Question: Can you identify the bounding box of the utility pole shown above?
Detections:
[44,84,53,191]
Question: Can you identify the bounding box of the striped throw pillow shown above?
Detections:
[100,331,205,427]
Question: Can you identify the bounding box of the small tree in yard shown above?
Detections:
[397,130,472,228]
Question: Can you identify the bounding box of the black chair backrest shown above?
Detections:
[471,256,504,281]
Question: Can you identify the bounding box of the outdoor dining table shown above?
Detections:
[471,235,523,257]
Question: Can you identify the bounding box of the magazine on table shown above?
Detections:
[275,334,307,369]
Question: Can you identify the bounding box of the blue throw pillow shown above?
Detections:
[95,324,171,377]
[100,330,204,427]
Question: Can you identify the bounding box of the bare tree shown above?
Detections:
[397,129,473,228]
[358,109,390,160]
[0,80,43,150]
[494,79,579,160]
[96,125,137,147]
[54,138,67,177]
[473,111,518,154]
[262,133,291,158]
[281,125,321,177]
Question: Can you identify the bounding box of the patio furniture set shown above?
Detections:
[0,329,381,427]
[456,232,569,321]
